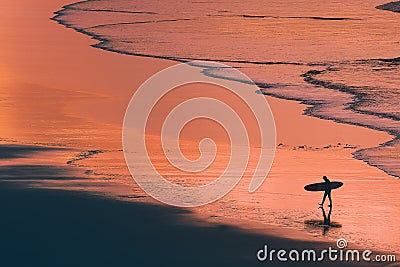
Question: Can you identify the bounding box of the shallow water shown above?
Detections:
[54,0,400,179]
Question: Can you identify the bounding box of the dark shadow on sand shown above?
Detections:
[0,144,63,159]
[1,182,379,267]
[0,165,86,180]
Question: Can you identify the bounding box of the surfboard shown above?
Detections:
[304,181,343,192]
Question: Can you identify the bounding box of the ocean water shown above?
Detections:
[54,0,400,178]
[52,0,400,253]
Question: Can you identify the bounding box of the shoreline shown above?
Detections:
[0,0,399,262]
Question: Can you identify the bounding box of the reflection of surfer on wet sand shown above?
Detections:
[304,176,343,207]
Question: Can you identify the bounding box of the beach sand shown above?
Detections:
[0,168,383,267]
[0,0,399,265]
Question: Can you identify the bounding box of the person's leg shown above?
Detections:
[320,191,328,205]
[328,191,332,207]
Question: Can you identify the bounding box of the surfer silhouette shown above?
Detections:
[304,177,343,234]
[319,176,332,207]
[304,177,343,206]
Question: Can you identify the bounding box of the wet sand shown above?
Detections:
[0,0,399,265]
[0,144,388,267]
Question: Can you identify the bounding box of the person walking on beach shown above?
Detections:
[319,176,332,207]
